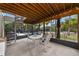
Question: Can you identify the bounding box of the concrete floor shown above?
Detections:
[0,42,5,56]
[0,38,6,56]
[5,37,79,56]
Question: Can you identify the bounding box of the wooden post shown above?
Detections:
[56,19,60,39]
[78,14,79,49]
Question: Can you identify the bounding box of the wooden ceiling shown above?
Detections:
[0,3,79,24]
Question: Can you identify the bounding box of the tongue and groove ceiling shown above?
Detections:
[0,3,79,24]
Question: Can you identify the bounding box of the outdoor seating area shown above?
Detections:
[0,3,79,56]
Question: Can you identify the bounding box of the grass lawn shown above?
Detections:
[60,33,77,42]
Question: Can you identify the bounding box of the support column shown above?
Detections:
[43,21,45,37]
[42,21,46,42]
[31,25,33,35]
[0,10,6,56]
[56,19,60,39]
[39,23,40,31]
[0,10,5,38]
[51,20,53,38]
[78,14,79,49]
[14,16,17,42]
[2,15,5,38]
[27,24,28,32]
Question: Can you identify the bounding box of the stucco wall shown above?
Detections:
[0,11,4,38]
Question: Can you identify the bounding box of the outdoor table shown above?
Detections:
[28,34,43,47]
[29,34,43,40]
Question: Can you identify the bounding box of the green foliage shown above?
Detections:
[5,22,14,32]
[51,27,55,32]
[61,18,77,32]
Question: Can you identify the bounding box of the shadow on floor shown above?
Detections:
[50,38,79,50]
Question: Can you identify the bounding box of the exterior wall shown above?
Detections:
[0,11,2,37]
[0,10,5,56]
[0,10,4,38]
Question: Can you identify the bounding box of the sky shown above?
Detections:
[0,13,15,18]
